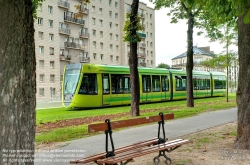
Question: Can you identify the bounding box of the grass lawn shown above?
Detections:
[36,93,237,143]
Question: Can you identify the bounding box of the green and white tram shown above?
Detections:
[62,63,226,109]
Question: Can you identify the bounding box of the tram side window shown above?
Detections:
[124,75,131,93]
[199,79,206,90]
[142,75,151,92]
[193,78,199,90]
[214,79,226,89]
[102,74,110,94]
[205,79,210,89]
[111,74,124,94]
[161,76,169,92]
[79,74,98,95]
[175,76,186,91]
[152,75,160,92]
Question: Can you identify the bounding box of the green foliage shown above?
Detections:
[32,0,45,18]
[200,52,237,69]
[123,13,144,43]
[157,63,170,69]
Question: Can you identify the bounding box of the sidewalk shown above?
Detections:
[34,108,237,165]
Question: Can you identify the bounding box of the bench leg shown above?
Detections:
[153,151,171,165]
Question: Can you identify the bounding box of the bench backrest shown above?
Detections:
[88,113,174,133]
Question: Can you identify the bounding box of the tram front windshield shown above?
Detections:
[64,69,81,95]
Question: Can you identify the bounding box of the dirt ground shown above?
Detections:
[129,122,250,165]
[36,121,250,165]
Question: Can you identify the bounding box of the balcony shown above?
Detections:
[80,57,90,63]
[138,53,146,58]
[58,1,70,9]
[139,62,146,67]
[60,54,71,61]
[139,43,146,48]
[79,6,89,14]
[64,16,84,25]
[79,32,89,38]
[59,28,71,35]
[65,42,85,50]
[138,13,145,18]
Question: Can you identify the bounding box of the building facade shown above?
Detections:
[171,46,224,72]
[34,0,155,101]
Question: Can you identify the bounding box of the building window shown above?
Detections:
[109,33,113,40]
[115,23,118,29]
[38,17,43,25]
[115,34,118,40]
[151,60,153,65]
[39,74,44,82]
[116,56,119,62]
[99,8,102,14]
[116,45,119,52]
[100,31,103,38]
[92,17,96,25]
[39,46,44,54]
[49,20,53,27]
[92,6,95,12]
[109,22,112,28]
[49,33,54,41]
[50,61,54,69]
[115,1,118,8]
[110,55,113,61]
[151,51,153,57]
[150,14,152,19]
[38,31,43,39]
[99,19,103,26]
[39,88,44,96]
[109,0,112,6]
[50,74,55,83]
[150,42,153,47]
[93,53,96,59]
[109,11,112,18]
[49,47,54,55]
[39,60,44,68]
[100,42,103,49]
[38,3,42,11]
[150,33,152,38]
[99,0,102,3]
[48,6,53,13]
[110,44,113,51]
[92,29,96,36]
[100,54,104,60]
[115,13,118,19]
[150,23,152,29]
[93,41,96,48]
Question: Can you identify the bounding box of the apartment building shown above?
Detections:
[34,0,155,101]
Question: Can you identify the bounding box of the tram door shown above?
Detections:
[142,75,152,102]
[110,74,124,105]
[161,76,169,100]
[102,74,111,106]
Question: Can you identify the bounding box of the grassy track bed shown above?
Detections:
[36,94,236,143]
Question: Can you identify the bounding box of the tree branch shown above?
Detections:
[180,2,188,13]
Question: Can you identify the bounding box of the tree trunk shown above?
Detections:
[233,8,250,149]
[0,0,36,164]
[129,0,140,116]
[186,12,194,107]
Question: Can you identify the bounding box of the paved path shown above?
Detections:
[35,107,237,164]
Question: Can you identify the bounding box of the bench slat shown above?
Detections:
[88,113,174,133]
[70,137,168,164]
[97,139,190,164]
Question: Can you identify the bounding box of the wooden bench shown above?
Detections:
[70,112,190,165]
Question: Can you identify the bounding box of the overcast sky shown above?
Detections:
[139,0,230,66]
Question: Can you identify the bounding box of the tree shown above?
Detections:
[0,0,37,164]
[152,0,203,107]
[157,63,170,69]
[123,0,143,116]
[200,0,250,149]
